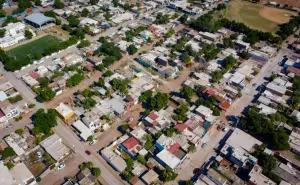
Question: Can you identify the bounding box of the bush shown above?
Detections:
[0,147,16,159]
[36,177,41,182]
[4,162,14,170]
[15,129,24,136]
[28,103,36,108]
[8,95,23,104]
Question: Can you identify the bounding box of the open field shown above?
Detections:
[262,0,300,8]
[7,35,59,60]
[223,0,297,33]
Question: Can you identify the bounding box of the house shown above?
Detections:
[258,104,277,115]
[248,165,276,185]
[195,105,213,119]
[156,149,181,170]
[141,170,159,185]
[130,127,147,142]
[62,53,84,66]
[98,98,127,118]
[10,163,36,185]
[87,56,103,66]
[81,111,101,131]
[0,22,26,48]
[289,130,300,155]
[233,40,250,50]
[101,147,127,173]
[266,83,288,97]
[143,110,172,130]
[199,31,219,42]
[22,74,39,87]
[229,72,246,88]
[120,137,141,159]
[287,66,300,76]
[76,168,97,185]
[55,103,74,122]
[274,163,300,185]
[40,133,70,161]
[221,128,262,167]
[0,163,15,185]
[4,133,28,156]
[79,17,98,27]
[72,120,93,142]
[249,50,269,62]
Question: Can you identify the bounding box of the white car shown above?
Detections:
[222,127,228,132]
[37,152,42,158]
[58,163,65,170]
[89,139,98,145]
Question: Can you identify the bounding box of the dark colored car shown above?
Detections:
[85,150,91,155]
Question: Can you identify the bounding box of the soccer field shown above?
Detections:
[7,35,59,60]
[223,0,296,33]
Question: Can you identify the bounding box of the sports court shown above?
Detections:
[7,35,59,60]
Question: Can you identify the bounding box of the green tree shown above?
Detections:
[0,10,6,18]
[81,8,90,17]
[174,104,189,121]
[54,0,65,9]
[35,0,41,6]
[24,30,33,39]
[68,15,80,27]
[0,29,6,38]
[212,107,220,116]
[91,167,101,176]
[137,154,147,165]
[221,56,237,70]
[87,135,94,142]
[15,129,24,136]
[112,0,119,7]
[66,73,84,87]
[0,147,16,159]
[82,98,96,110]
[160,167,177,182]
[34,52,42,60]
[125,158,134,171]
[33,108,57,135]
[181,52,191,64]
[238,50,250,59]
[78,40,91,48]
[98,77,105,87]
[36,87,56,102]
[127,44,138,55]
[72,28,85,40]
[150,92,169,111]
[188,144,196,153]
[180,86,195,101]
[37,77,49,87]
[185,180,194,185]
[179,14,188,24]
[90,0,99,5]
[83,26,90,33]
[139,90,152,103]
[5,162,14,170]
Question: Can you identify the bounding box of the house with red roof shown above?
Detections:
[143,109,172,130]
[120,137,142,159]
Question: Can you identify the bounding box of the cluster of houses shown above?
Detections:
[0,130,71,185]
[194,128,300,185]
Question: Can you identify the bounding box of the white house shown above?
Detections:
[0,22,26,48]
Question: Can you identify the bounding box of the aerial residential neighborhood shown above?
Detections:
[0,0,299,185]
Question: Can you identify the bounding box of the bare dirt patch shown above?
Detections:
[259,6,297,24]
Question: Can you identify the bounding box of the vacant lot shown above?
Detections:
[7,35,59,61]
[224,0,296,33]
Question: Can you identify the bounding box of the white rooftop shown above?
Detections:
[0,163,15,185]
[72,120,93,141]
[10,163,34,185]
[55,103,74,117]
[156,149,181,169]
[226,128,262,153]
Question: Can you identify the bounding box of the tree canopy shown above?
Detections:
[33,108,57,135]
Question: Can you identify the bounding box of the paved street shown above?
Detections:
[226,48,290,117]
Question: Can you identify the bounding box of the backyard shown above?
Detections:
[220,0,297,33]
[6,35,59,61]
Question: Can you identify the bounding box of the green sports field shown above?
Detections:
[7,35,59,60]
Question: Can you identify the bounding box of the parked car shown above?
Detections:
[85,150,91,155]
[37,152,42,158]
[201,143,207,148]
[58,163,65,170]
[222,127,228,132]
[89,139,98,145]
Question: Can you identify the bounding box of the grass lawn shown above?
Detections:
[7,35,59,61]
[221,0,284,33]
[295,154,300,161]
